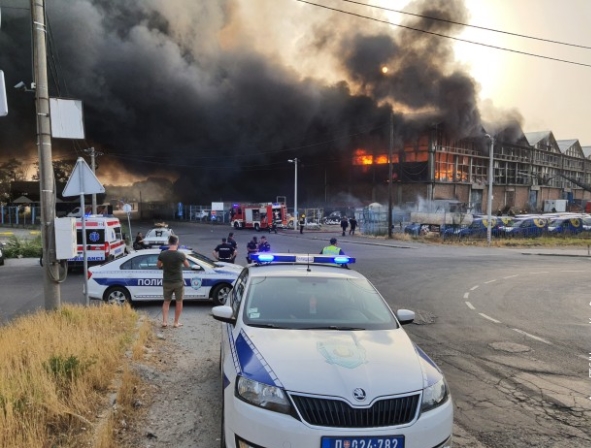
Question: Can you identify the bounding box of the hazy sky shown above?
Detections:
[415,0,591,145]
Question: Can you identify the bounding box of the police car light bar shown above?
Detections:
[249,253,355,265]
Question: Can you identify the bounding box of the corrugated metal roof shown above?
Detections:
[556,139,578,152]
[524,131,551,146]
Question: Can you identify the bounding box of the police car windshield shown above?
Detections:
[242,277,397,330]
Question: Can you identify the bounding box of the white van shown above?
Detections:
[68,216,127,266]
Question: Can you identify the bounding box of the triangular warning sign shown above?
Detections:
[62,157,105,197]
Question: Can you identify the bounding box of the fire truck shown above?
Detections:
[230,203,287,231]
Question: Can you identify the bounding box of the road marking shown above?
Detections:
[470,285,479,291]
[463,292,470,299]
[528,271,549,275]
[512,328,552,345]
[479,313,501,324]
[0,231,14,235]
[484,279,497,284]
[577,354,589,360]
[465,301,475,310]
[503,275,518,279]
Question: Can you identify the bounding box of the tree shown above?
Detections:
[32,159,77,184]
[0,159,26,204]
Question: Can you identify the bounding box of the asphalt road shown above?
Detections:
[1,221,590,447]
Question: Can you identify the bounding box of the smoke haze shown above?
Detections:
[0,0,519,203]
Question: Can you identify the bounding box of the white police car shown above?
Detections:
[86,249,241,305]
[143,224,175,248]
[213,253,453,448]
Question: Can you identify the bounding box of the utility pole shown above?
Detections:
[486,134,495,246]
[32,0,60,309]
[388,111,394,238]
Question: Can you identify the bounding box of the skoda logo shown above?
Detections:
[353,388,366,401]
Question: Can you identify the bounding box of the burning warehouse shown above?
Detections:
[346,126,591,214]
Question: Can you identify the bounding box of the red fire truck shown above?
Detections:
[230,203,287,231]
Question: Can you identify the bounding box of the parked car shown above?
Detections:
[498,217,547,238]
[86,249,239,305]
[213,253,453,448]
[546,216,584,235]
[442,217,504,239]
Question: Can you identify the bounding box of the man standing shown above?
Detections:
[299,214,306,234]
[320,237,345,255]
[340,216,349,236]
[258,235,271,252]
[213,237,236,263]
[246,236,258,263]
[227,232,237,252]
[349,216,357,235]
[157,235,190,329]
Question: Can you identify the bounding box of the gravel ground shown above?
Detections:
[126,305,222,448]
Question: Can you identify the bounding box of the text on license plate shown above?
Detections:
[321,436,404,448]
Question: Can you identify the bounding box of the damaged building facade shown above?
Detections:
[350,126,591,214]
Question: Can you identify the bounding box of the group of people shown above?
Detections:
[156,228,349,330]
[339,216,357,236]
[212,232,271,264]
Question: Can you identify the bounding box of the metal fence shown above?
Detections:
[0,205,41,226]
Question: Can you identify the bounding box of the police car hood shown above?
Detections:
[240,327,425,398]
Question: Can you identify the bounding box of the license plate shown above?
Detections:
[321,436,404,448]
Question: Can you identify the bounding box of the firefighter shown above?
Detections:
[299,214,306,234]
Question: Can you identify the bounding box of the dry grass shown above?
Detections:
[0,304,142,448]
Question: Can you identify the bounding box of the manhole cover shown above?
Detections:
[490,342,531,353]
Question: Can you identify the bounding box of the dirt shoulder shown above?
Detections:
[122,305,222,448]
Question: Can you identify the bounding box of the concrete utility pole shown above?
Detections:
[388,111,394,238]
[32,0,60,309]
[485,134,495,246]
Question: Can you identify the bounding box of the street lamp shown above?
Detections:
[485,134,495,246]
[287,158,298,223]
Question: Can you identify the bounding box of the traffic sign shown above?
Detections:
[62,157,105,197]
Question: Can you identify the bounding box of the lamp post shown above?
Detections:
[287,158,298,223]
[485,134,494,246]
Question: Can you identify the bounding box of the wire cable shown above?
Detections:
[295,0,591,68]
[338,0,591,50]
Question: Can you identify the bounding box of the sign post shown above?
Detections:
[62,157,105,305]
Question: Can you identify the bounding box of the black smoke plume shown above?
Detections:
[0,0,517,205]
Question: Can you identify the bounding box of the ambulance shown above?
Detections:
[68,216,127,266]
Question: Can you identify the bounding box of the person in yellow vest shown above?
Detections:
[320,237,345,256]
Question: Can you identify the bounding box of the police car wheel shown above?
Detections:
[211,284,231,306]
[104,286,131,305]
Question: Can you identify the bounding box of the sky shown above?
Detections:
[0,0,590,202]
[279,0,591,145]
[455,0,591,145]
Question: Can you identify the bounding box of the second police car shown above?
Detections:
[86,248,241,305]
[212,253,453,448]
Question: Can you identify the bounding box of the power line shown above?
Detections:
[295,0,591,68]
[339,0,591,50]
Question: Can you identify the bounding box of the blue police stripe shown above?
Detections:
[414,344,443,387]
[234,330,283,388]
[92,277,235,287]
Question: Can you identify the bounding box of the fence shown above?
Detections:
[1,205,41,226]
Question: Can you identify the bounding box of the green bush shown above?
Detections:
[2,234,43,258]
